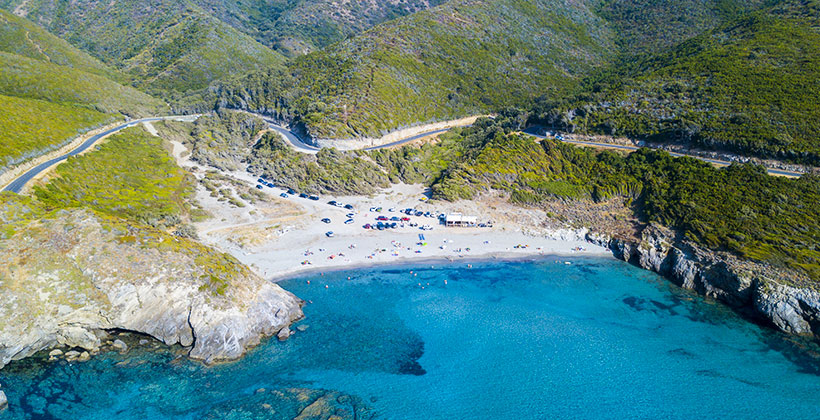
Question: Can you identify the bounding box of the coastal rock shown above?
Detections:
[56,326,101,352]
[77,351,90,362]
[48,349,63,357]
[112,339,128,353]
[0,209,304,369]
[0,390,7,410]
[296,325,309,332]
[754,281,820,335]
[596,223,820,338]
[277,327,292,341]
[64,351,81,361]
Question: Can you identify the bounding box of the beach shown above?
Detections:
[191,172,611,281]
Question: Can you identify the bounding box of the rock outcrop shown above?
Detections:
[0,208,304,369]
[589,224,820,337]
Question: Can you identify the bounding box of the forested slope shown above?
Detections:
[533,0,820,164]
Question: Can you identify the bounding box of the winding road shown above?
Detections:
[1,116,199,193]
[520,127,804,178]
[2,113,805,194]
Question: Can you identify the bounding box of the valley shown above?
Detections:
[0,0,819,418]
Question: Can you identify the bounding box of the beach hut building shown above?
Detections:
[445,213,478,227]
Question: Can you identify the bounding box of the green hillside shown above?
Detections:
[3,0,286,93]
[194,0,447,55]
[0,10,121,80]
[0,52,166,115]
[596,0,766,55]
[213,0,617,139]
[0,10,167,172]
[0,94,115,171]
[534,0,820,164]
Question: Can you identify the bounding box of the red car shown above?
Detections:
[376,216,388,221]
[363,224,372,229]
[401,217,411,222]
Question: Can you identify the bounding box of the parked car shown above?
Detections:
[388,208,395,212]
[376,216,388,221]
[375,207,383,212]
[363,224,372,229]
[414,211,423,217]
[346,213,355,218]
[344,219,354,224]
[280,193,289,198]
[376,223,385,231]
[299,193,309,198]
[257,178,266,184]
[266,182,275,188]
[287,189,297,195]
[325,231,334,237]
[321,218,331,224]
[344,204,354,210]
[309,195,319,201]
[256,185,263,190]
[401,217,410,222]
[390,216,400,221]
[328,200,338,206]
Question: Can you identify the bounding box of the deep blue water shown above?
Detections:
[2,257,820,419]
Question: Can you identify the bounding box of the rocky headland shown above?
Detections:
[587,224,820,338]
[0,202,303,370]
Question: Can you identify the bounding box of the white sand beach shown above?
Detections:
[191,169,611,281]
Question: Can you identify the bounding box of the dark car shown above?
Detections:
[299,193,309,198]
[390,216,400,221]
[256,185,263,190]
[328,200,338,206]
[415,211,423,217]
[344,204,354,210]
[363,224,372,229]
[326,231,334,237]
[266,182,275,188]
[280,193,289,198]
[257,178,265,184]
[390,222,397,228]
[321,218,331,224]
[309,195,319,201]
[376,223,385,231]
[288,189,297,195]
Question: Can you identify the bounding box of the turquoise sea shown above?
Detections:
[1,257,820,419]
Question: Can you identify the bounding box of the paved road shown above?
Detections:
[363,127,457,151]
[260,116,471,153]
[521,128,804,178]
[2,116,199,193]
[261,118,320,153]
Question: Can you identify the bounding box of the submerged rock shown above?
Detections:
[0,390,7,410]
[112,339,128,353]
[593,223,820,338]
[0,209,304,369]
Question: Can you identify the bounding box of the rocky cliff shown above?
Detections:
[587,224,820,337]
[0,207,303,369]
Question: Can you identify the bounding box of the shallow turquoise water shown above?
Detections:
[2,257,820,419]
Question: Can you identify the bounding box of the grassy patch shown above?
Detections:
[33,126,195,227]
[0,94,114,171]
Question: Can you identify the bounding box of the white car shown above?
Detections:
[325,231,335,237]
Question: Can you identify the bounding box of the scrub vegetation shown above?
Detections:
[534,0,820,164]
[33,127,196,229]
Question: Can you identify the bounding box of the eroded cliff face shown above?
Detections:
[588,224,820,337]
[0,209,303,369]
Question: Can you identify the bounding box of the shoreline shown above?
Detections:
[267,251,608,283]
